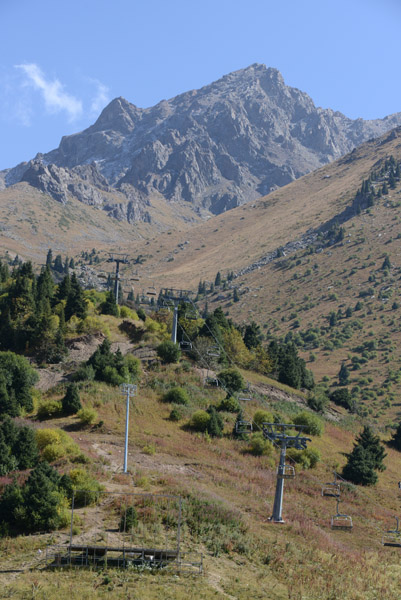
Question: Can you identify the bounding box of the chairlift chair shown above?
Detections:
[206,345,220,358]
[382,517,401,547]
[235,420,253,434]
[238,383,252,401]
[277,464,295,480]
[321,471,341,498]
[204,373,219,386]
[331,499,353,530]
[146,286,157,297]
[179,340,192,351]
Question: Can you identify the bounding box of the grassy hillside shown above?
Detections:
[1,309,401,599]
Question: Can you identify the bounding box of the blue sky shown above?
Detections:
[1,0,400,170]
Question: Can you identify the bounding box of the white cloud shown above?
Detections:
[89,79,110,116]
[15,63,83,121]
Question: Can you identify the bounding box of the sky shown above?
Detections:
[1,0,401,170]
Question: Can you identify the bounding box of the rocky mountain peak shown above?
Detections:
[2,65,401,225]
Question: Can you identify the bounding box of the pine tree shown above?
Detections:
[65,273,87,320]
[53,254,64,273]
[62,383,82,415]
[233,288,239,302]
[391,422,401,451]
[342,444,378,486]
[382,255,391,270]
[338,362,350,385]
[207,407,223,438]
[45,249,53,268]
[243,321,261,349]
[356,426,386,472]
[215,271,222,287]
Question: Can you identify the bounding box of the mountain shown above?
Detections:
[2,64,401,224]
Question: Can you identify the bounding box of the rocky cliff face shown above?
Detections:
[3,64,401,221]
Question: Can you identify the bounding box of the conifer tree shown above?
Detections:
[62,383,82,415]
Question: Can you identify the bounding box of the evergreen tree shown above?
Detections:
[391,422,401,451]
[65,273,87,320]
[57,274,71,301]
[382,255,391,270]
[62,383,82,415]
[53,254,64,273]
[233,288,239,302]
[100,291,119,316]
[338,362,350,385]
[342,444,378,486]
[22,461,63,532]
[243,321,261,349]
[355,425,386,472]
[207,406,223,438]
[14,426,39,470]
[214,271,222,287]
[46,249,53,269]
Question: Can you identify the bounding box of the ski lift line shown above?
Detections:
[184,299,394,514]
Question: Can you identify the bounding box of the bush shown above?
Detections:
[169,406,185,421]
[162,387,189,405]
[119,306,139,320]
[292,411,324,436]
[217,368,244,395]
[253,410,274,429]
[330,388,356,412]
[69,467,103,506]
[37,399,62,419]
[77,407,98,426]
[248,433,274,456]
[35,428,82,462]
[190,410,211,432]
[156,340,181,364]
[217,396,240,413]
[307,391,328,413]
[73,364,95,382]
[286,447,321,469]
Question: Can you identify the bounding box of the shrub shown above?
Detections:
[73,364,95,382]
[217,368,244,395]
[161,387,189,405]
[119,306,139,320]
[330,388,356,412]
[307,391,329,413]
[253,410,274,429]
[169,406,185,421]
[303,447,321,468]
[248,433,274,456]
[69,467,103,506]
[42,442,66,462]
[37,399,62,419]
[190,410,211,432]
[217,396,240,413]
[156,340,181,364]
[77,407,98,426]
[124,354,141,380]
[292,411,324,436]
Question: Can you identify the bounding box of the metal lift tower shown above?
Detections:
[263,423,311,523]
[107,253,129,304]
[158,288,193,343]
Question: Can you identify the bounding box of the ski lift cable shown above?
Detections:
[186,300,396,520]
